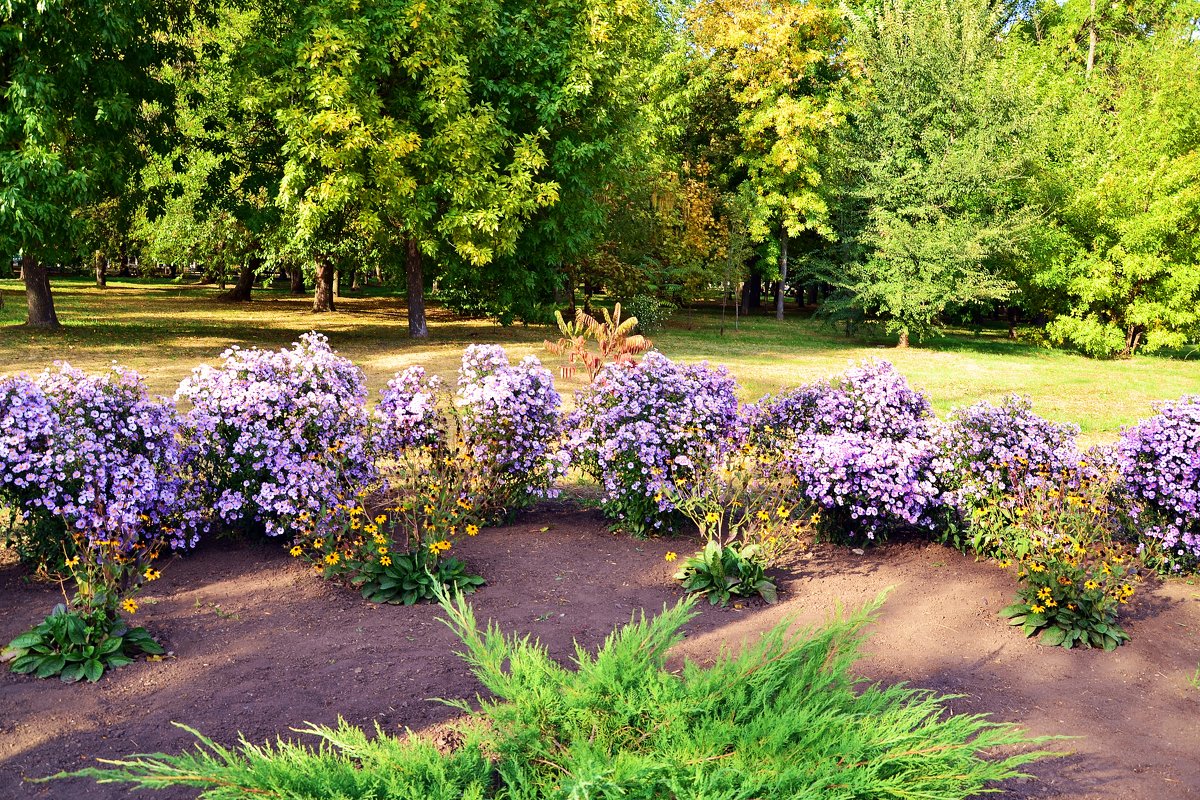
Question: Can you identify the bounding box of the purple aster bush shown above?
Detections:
[176,333,376,540]
[748,359,933,449]
[1116,395,1200,569]
[374,346,567,521]
[455,345,567,516]
[567,351,742,535]
[780,433,945,543]
[0,364,188,568]
[934,396,1083,506]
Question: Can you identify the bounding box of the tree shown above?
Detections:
[1021,20,1200,356]
[687,0,848,321]
[822,0,1028,346]
[0,1,195,328]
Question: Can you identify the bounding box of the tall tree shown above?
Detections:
[0,1,195,328]
[822,0,1026,346]
[687,0,848,321]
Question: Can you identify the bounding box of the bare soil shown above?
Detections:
[2,508,1198,799]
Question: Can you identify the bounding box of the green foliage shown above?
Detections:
[60,593,1053,798]
[620,295,676,335]
[3,605,163,683]
[673,538,777,606]
[974,477,1141,650]
[350,553,484,606]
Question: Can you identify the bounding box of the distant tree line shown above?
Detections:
[3,0,1198,355]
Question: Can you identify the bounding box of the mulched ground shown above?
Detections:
[2,507,1198,799]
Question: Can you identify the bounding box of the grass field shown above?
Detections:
[3,275,1199,440]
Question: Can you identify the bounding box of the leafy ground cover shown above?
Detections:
[2,510,1198,800]
[4,278,1200,439]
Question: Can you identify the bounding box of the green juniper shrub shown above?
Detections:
[59,593,1055,799]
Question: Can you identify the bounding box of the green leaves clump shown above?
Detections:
[60,593,1053,798]
[673,539,778,606]
[3,605,164,683]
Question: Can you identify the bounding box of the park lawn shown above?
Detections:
[2,275,1199,440]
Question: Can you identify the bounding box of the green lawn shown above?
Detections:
[2,276,1198,440]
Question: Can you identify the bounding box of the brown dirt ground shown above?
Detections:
[2,508,1198,800]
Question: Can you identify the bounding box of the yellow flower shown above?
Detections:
[290,545,303,557]
[423,504,435,515]
[64,556,80,568]
[313,538,325,549]
[1084,580,1099,591]
[374,514,387,525]
[1030,604,1044,614]
[121,598,138,614]
[144,568,161,581]
[325,552,340,565]
[377,546,388,555]
[664,551,678,562]
[466,524,480,536]
[380,555,392,567]
[704,511,720,524]
[373,533,387,545]
[776,506,788,518]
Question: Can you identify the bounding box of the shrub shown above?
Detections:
[621,294,676,335]
[455,345,566,517]
[748,359,934,449]
[673,539,777,605]
[568,352,741,535]
[0,364,184,681]
[1116,395,1200,570]
[375,347,567,522]
[61,594,1051,799]
[781,433,945,544]
[176,333,376,539]
[935,395,1082,505]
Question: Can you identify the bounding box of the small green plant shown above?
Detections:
[673,538,777,605]
[2,604,163,682]
[999,535,1138,650]
[296,454,484,605]
[621,294,676,335]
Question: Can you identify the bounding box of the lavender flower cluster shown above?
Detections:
[568,352,741,534]
[748,359,934,447]
[176,333,375,539]
[934,395,1083,504]
[374,366,445,452]
[0,364,189,554]
[455,345,567,509]
[1116,395,1200,564]
[781,433,944,540]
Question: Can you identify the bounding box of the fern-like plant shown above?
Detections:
[544,303,652,379]
[58,593,1056,799]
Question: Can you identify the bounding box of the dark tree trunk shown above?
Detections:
[742,276,762,311]
[93,251,107,288]
[897,327,910,348]
[22,254,60,329]
[117,244,131,277]
[312,256,336,312]
[1007,306,1019,339]
[405,238,428,338]
[289,265,306,295]
[806,283,819,306]
[223,259,257,302]
[776,229,788,321]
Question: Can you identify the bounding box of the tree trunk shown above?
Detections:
[312,256,336,312]
[1123,325,1143,358]
[289,265,306,295]
[776,228,788,321]
[223,259,257,302]
[93,250,107,288]
[350,268,360,292]
[897,327,910,349]
[22,254,61,329]
[405,238,428,338]
[1086,0,1097,77]
[1007,306,1018,339]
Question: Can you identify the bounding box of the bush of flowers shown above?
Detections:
[175,333,376,540]
[934,395,1083,506]
[567,352,741,535]
[747,359,934,450]
[780,433,945,544]
[1116,395,1200,570]
[0,364,182,681]
[454,345,567,518]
